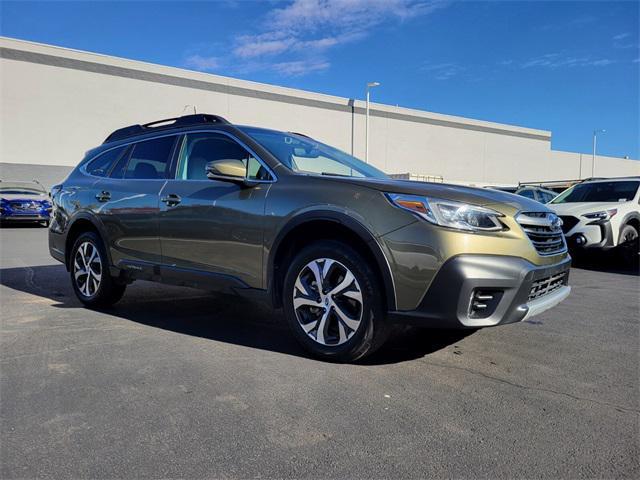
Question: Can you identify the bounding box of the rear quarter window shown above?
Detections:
[518,189,536,199]
[85,146,127,177]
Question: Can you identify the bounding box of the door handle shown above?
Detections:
[161,194,181,207]
[95,191,111,202]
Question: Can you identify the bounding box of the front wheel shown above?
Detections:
[70,231,126,307]
[283,240,390,362]
[618,224,639,265]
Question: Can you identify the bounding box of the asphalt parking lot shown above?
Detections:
[1,225,638,479]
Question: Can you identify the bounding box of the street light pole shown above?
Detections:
[365,82,380,163]
[592,129,606,178]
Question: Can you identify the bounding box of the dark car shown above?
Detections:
[49,114,571,362]
[0,180,52,226]
[515,186,558,204]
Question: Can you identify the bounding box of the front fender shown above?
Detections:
[266,208,398,311]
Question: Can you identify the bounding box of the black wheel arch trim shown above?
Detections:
[267,210,397,311]
[63,211,113,271]
[619,211,640,239]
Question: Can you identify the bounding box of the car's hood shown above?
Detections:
[331,177,548,215]
[548,201,625,216]
[0,193,48,202]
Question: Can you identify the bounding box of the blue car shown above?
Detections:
[0,180,52,226]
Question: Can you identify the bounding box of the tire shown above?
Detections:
[618,224,639,265]
[283,240,390,362]
[69,231,126,307]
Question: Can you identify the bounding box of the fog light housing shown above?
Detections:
[575,234,587,246]
[469,289,503,319]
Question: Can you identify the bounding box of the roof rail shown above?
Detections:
[288,131,312,138]
[103,114,230,144]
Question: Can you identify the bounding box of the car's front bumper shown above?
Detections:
[565,219,614,250]
[0,212,50,222]
[387,255,571,328]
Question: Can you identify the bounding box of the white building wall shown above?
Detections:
[1,36,637,188]
[549,150,639,180]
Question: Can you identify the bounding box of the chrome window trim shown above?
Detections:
[81,129,277,183]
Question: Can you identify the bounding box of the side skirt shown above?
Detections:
[116,260,272,306]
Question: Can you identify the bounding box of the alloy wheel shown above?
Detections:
[73,241,102,297]
[292,258,363,346]
[623,229,638,244]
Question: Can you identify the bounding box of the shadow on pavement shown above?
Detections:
[0,222,48,229]
[570,249,639,277]
[0,263,472,365]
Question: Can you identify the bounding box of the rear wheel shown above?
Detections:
[283,240,390,362]
[70,231,126,307]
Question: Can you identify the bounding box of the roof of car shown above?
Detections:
[518,185,557,192]
[581,176,640,183]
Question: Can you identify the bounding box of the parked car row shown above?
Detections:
[4,163,638,271]
[486,178,639,262]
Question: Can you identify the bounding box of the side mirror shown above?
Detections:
[206,159,246,179]
[204,159,256,187]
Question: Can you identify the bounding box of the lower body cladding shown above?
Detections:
[387,255,571,328]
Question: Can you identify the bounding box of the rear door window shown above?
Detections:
[518,189,536,199]
[123,136,177,179]
[110,147,131,179]
[86,146,127,177]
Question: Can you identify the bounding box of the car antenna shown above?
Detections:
[182,104,197,115]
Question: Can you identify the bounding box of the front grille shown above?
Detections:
[517,212,567,256]
[559,215,579,234]
[9,201,38,212]
[528,272,568,301]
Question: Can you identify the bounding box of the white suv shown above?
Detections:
[548,177,639,261]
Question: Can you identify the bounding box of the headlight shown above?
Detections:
[386,193,505,232]
[582,209,617,221]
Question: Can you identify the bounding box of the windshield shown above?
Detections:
[0,183,45,195]
[239,127,388,179]
[551,181,639,204]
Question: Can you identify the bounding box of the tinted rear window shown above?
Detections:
[123,136,176,179]
[518,189,536,199]
[86,146,127,177]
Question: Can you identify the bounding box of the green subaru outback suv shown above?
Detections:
[49,114,571,361]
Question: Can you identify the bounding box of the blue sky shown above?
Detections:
[2,0,639,158]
